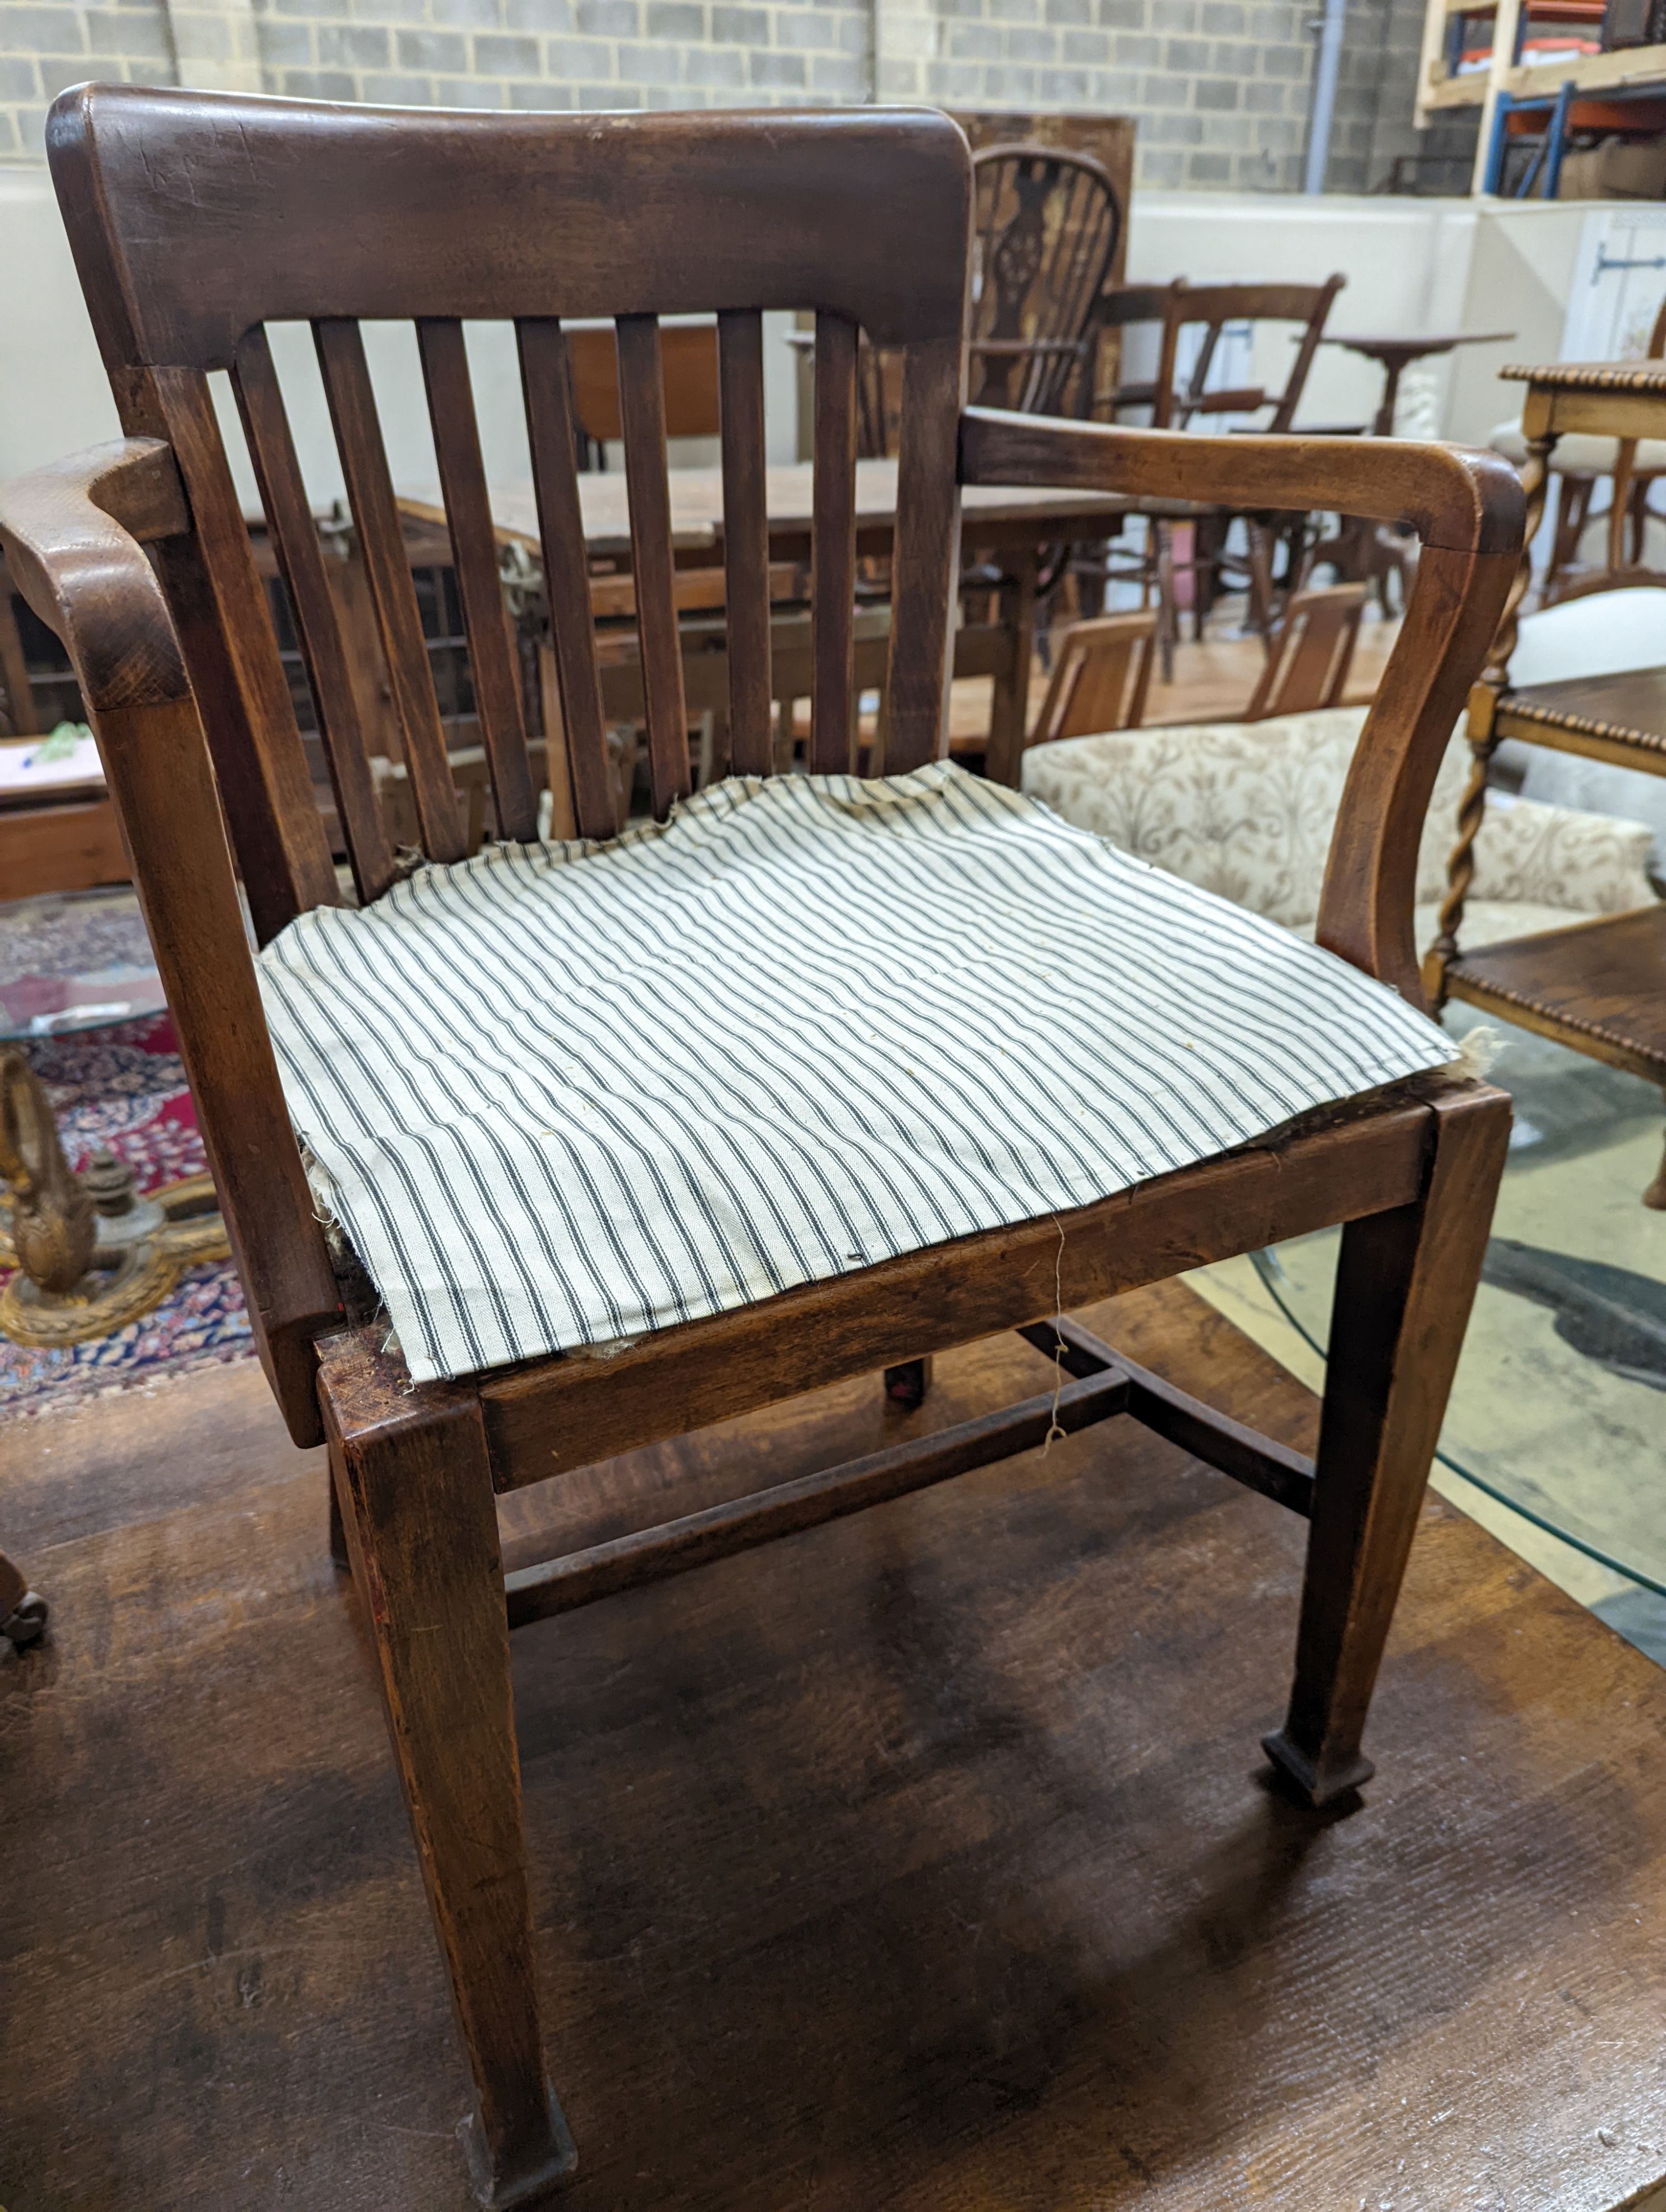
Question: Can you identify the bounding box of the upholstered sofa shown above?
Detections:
[1021,703,1659,953]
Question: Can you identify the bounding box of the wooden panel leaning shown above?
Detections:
[9,88,1523,2208]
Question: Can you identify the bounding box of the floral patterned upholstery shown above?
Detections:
[1020,704,1658,953]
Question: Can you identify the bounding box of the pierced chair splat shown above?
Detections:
[8,87,1521,2209]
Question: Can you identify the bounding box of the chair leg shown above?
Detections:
[320,1344,576,2208]
[1264,1084,1510,1808]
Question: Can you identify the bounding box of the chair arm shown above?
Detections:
[961,409,1524,1006]
[0,441,191,710]
[960,408,1523,552]
[0,440,340,1449]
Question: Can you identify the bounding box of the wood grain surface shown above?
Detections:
[4,1280,1664,2212]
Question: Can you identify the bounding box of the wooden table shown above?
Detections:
[1429,355,1666,1208]
[401,459,1202,785]
[1320,329,1517,439]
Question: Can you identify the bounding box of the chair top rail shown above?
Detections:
[47,88,973,375]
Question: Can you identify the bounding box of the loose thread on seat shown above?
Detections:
[1042,1216,1067,1452]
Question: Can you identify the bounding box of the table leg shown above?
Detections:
[986,545,1038,788]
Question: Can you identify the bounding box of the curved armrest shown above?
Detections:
[0,440,190,710]
[0,439,339,1446]
[960,408,1523,552]
[961,409,1524,1004]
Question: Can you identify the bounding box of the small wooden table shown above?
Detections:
[1320,329,1517,439]
[1428,356,1666,1208]
[400,459,1204,785]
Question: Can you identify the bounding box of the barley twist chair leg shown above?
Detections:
[321,1345,576,2208]
[1264,1086,1511,1808]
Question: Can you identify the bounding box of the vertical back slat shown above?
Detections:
[614,314,691,817]
[883,334,964,774]
[415,319,539,842]
[716,309,771,777]
[810,310,859,775]
[233,326,397,903]
[516,318,618,839]
[313,318,466,864]
[136,364,341,939]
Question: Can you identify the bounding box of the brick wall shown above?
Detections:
[0,0,179,158]
[253,0,872,116]
[0,0,1439,199]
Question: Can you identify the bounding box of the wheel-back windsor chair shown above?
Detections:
[7,88,1521,2208]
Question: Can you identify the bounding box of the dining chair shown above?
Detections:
[8,88,1521,2207]
[1027,609,1156,745]
[1243,581,1368,720]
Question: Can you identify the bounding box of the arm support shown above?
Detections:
[960,410,1524,1004]
[0,444,339,1444]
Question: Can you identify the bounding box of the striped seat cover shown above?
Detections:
[257,762,1455,1384]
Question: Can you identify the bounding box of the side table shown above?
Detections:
[1427,356,1666,1209]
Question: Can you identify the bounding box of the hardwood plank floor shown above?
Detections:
[2,1280,1663,2211]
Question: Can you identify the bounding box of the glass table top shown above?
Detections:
[1247,1003,1666,1602]
[0,888,168,1043]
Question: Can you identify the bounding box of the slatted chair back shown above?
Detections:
[967,144,1121,418]
[47,90,971,944]
[1244,581,1367,720]
[1028,610,1155,746]
[1163,275,1345,435]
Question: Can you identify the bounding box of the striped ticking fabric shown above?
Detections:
[257,762,1456,1385]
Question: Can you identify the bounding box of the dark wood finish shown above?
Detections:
[1244,582,1367,720]
[136,369,342,944]
[1018,1314,1316,1515]
[315,319,466,863]
[519,318,618,839]
[8,1297,1666,2210]
[8,92,1526,2203]
[810,309,858,772]
[475,1089,1437,1491]
[716,309,772,776]
[1028,609,1155,746]
[966,144,1121,418]
[1266,1082,1511,1802]
[233,325,398,902]
[615,313,693,816]
[504,1363,1135,1626]
[319,1330,574,2205]
[416,319,539,842]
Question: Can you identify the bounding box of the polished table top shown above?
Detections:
[399,457,1204,558]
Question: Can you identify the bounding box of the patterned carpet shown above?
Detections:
[1,892,253,1415]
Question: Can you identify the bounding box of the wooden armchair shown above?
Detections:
[8,90,1521,2209]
